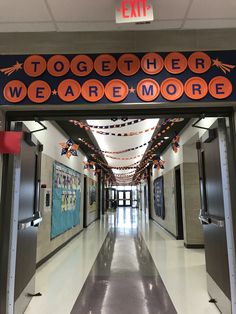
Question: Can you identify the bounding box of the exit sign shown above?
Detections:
[116,0,154,24]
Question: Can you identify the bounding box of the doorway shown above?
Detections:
[175,166,184,240]
[118,190,132,207]
[1,109,236,314]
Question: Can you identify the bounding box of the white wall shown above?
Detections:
[153,118,217,177]
[151,118,216,244]
[23,121,98,262]
[24,121,87,174]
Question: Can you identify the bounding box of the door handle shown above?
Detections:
[199,209,225,227]
[18,212,42,230]
[31,211,42,227]
[199,214,210,225]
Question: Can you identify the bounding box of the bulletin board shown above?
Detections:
[51,162,81,238]
[154,176,165,220]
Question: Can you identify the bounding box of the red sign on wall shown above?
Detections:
[116,0,154,24]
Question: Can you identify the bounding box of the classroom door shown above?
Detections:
[197,118,236,313]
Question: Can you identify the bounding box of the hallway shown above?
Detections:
[71,207,176,314]
[25,207,219,314]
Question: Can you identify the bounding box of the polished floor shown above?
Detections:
[25,208,220,314]
[71,211,176,314]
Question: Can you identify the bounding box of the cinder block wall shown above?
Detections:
[181,163,203,247]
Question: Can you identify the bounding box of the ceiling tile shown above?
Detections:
[49,0,115,22]
[188,0,236,19]
[184,19,236,29]
[0,22,56,32]
[0,0,52,22]
[153,0,191,20]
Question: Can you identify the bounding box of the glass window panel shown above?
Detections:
[119,200,124,205]
[126,200,131,205]
[119,192,123,199]
[125,192,131,199]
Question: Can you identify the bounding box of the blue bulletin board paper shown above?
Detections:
[51,162,81,239]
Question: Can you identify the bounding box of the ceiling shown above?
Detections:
[57,117,189,185]
[0,0,236,32]
[87,118,160,183]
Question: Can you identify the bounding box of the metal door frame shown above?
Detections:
[218,118,236,312]
[0,122,42,314]
[0,107,236,314]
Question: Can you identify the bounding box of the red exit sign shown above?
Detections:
[116,0,154,24]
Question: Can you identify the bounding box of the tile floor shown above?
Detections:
[25,208,220,314]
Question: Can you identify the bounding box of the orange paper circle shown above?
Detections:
[82,79,104,102]
[94,54,117,76]
[71,55,94,77]
[136,79,160,101]
[23,55,46,77]
[141,53,164,75]
[105,79,128,102]
[28,80,51,103]
[47,55,70,77]
[4,80,27,103]
[161,78,184,101]
[165,52,187,74]
[118,54,140,76]
[188,52,212,74]
[58,79,81,102]
[209,76,232,99]
[184,77,208,100]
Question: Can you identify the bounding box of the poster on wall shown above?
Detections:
[88,178,97,212]
[51,162,81,238]
[154,176,165,220]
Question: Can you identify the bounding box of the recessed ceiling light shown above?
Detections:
[164,136,169,140]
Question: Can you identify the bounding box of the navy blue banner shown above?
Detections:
[0,51,235,106]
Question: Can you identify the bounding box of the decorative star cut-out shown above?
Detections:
[129,87,136,93]
[52,89,58,96]
[15,61,23,71]
[212,58,235,74]
[59,139,79,159]
[0,61,23,76]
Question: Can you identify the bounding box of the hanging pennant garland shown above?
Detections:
[89,154,140,170]
[73,119,172,137]
[59,139,79,159]
[172,133,180,153]
[78,120,175,155]
[102,153,143,160]
[115,173,135,177]
[69,119,145,130]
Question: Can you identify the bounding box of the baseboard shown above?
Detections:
[184,243,205,249]
[150,217,178,239]
[85,217,100,228]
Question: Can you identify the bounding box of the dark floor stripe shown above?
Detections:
[71,209,177,314]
